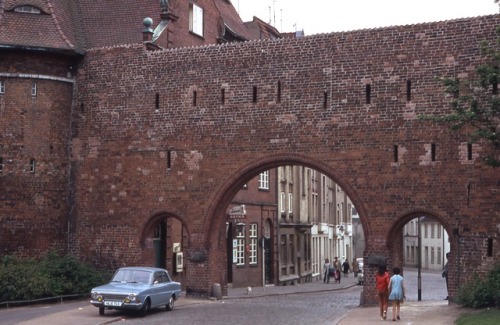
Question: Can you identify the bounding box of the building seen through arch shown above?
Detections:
[403,217,450,271]
[227,165,363,288]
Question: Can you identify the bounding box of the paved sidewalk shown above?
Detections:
[225,272,359,299]
[336,300,470,325]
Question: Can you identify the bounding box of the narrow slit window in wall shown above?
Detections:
[31,81,37,96]
[221,88,225,104]
[193,91,197,106]
[0,80,5,94]
[487,238,493,257]
[167,150,172,170]
[431,143,436,161]
[406,79,412,101]
[493,67,498,95]
[365,84,371,104]
[155,93,160,110]
[0,157,3,172]
[253,86,257,103]
[30,158,36,173]
[454,79,460,98]
[323,90,328,109]
[80,103,84,113]
[277,81,281,103]
[394,145,399,163]
[467,143,473,160]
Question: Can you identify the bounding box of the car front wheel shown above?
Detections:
[140,299,150,317]
[165,295,175,311]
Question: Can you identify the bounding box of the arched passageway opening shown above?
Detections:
[202,155,369,300]
[140,213,189,288]
[381,212,454,304]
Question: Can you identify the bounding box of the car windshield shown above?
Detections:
[112,269,151,284]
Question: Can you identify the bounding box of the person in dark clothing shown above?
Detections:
[342,260,350,277]
[442,252,450,299]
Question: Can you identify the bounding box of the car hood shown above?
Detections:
[92,282,150,293]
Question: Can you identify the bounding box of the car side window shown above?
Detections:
[153,272,162,284]
[161,272,169,283]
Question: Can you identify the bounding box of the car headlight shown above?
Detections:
[125,294,139,303]
[91,291,102,301]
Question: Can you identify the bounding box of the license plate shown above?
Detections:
[104,300,122,307]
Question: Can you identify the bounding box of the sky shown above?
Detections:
[235,0,499,35]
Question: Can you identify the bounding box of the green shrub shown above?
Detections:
[0,251,107,302]
[456,263,500,308]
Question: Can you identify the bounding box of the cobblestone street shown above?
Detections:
[1,268,451,325]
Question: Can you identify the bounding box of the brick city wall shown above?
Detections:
[71,15,499,301]
[1,15,499,303]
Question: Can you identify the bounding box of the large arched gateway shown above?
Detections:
[1,11,498,305]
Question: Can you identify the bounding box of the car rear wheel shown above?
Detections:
[165,295,175,311]
[140,298,150,317]
[99,307,105,315]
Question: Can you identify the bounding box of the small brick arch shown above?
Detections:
[139,212,190,286]
[139,211,191,245]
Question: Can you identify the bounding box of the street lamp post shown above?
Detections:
[417,217,422,301]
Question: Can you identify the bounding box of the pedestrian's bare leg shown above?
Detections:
[383,294,388,319]
[378,294,383,318]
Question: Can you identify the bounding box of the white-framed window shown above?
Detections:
[189,3,204,36]
[236,223,245,266]
[31,81,37,96]
[0,80,5,94]
[288,193,293,213]
[249,223,257,265]
[258,170,269,189]
[280,192,285,213]
[14,5,41,14]
[29,158,36,173]
[437,247,442,265]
